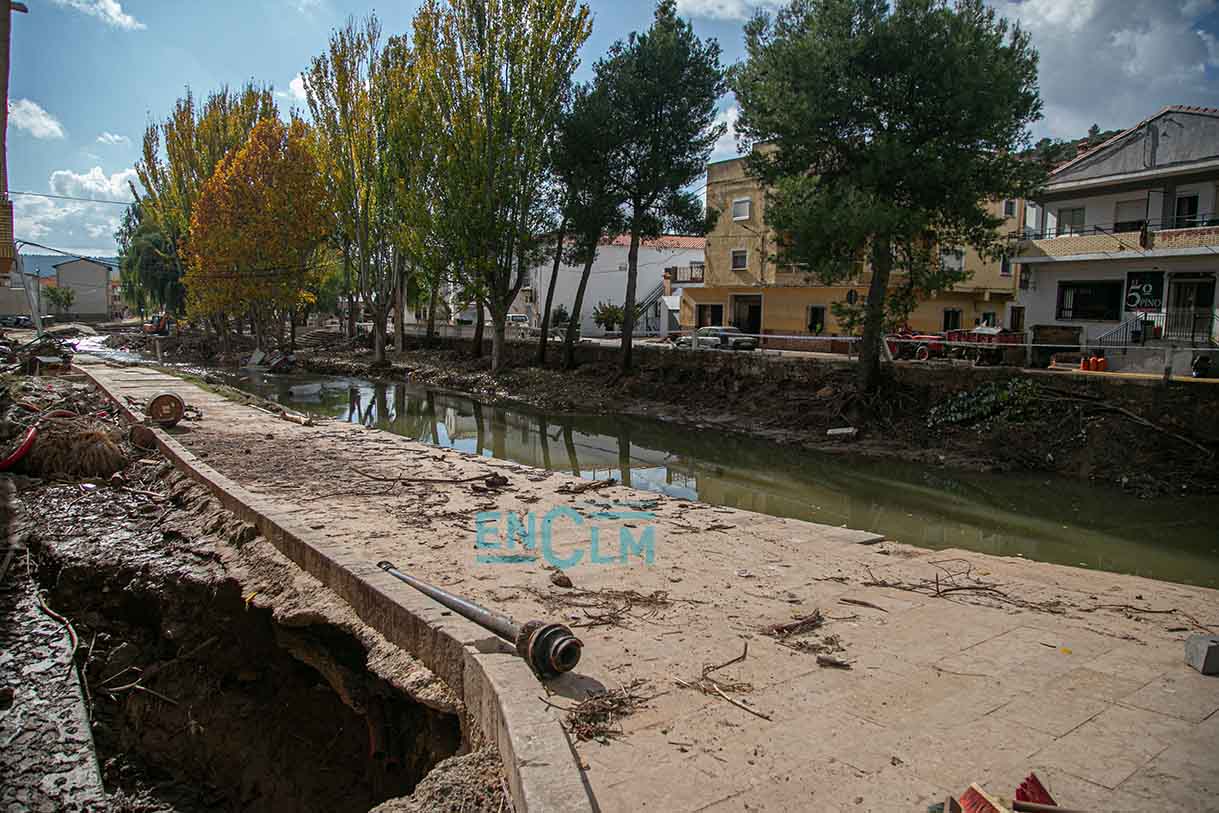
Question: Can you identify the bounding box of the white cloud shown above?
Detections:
[676,0,782,21]
[989,0,1219,140]
[8,99,65,139]
[14,166,139,254]
[50,166,138,202]
[711,104,742,161]
[277,74,308,102]
[51,0,146,30]
[96,131,130,146]
[294,0,324,16]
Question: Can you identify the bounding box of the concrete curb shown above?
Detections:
[80,362,597,813]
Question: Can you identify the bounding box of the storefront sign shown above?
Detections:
[1125,271,1164,312]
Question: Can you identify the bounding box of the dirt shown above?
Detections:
[0,375,512,813]
[298,345,1219,496]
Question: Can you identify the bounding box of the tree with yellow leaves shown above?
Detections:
[184,117,333,350]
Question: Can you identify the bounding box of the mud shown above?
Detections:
[298,345,1219,496]
[1,376,512,813]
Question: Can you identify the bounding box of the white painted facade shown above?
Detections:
[1013,107,1219,361]
[524,237,704,337]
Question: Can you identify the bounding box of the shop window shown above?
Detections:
[1057,280,1123,321]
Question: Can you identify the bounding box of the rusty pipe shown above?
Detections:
[376,560,582,679]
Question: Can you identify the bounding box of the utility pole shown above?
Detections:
[0,1,29,284]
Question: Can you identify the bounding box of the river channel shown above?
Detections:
[207,367,1218,589]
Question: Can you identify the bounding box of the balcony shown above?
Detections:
[672,263,704,284]
[1013,213,1219,261]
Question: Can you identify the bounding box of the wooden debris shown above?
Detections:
[541,679,652,744]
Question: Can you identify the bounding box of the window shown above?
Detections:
[1057,280,1123,321]
[1000,257,1011,277]
[807,305,826,335]
[980,311,997,327]
[731,198,751,221]
[942,309,963,331]
[696,303,723,327]
[1003,199,1017,218]
[940,247,964,273]
[1174,194,1200,228]
[1114,200,1146,233]
[730,249,748,272]
[1009,305,1025,332]
[1056,207,1086,236]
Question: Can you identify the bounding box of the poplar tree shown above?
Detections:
[414,0,592,374]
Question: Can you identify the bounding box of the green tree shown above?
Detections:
[596,0,726,373]
[304,15,410,364]
[733,0,1045,391]
[44,285,76,317]
[592,301,623,332]
[414,0,592,374]
[117,204,183,316]
[553,81,627,368]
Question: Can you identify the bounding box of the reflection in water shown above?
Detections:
[233,371,1219,588]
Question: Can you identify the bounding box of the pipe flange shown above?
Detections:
[515,620,583,679]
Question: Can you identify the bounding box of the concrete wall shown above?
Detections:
[527,242,704,337]
[54,259,111,320]
[1053,111,1219,184]
[378,333,1219,444]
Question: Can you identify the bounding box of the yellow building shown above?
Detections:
[681,154,1024,346]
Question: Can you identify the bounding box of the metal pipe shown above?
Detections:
[376,560,582,679]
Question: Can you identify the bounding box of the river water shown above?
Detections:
[214,368,1218,588]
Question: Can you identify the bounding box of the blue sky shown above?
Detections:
[8,0,1219,256]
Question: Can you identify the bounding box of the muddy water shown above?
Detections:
[214,370,1219,589]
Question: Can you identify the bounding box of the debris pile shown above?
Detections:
[0,377,130,478]
[545,678,653,744]
[932,771,1077,812]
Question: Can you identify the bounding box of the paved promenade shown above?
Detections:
[79,358,1219,811]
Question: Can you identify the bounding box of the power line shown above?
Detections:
[10,190,133,206]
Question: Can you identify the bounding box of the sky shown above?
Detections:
[7,0,1219,257]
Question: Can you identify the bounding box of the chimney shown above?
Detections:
[1075,141,1090,157]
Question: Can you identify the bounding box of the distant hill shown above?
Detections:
[1023,125,1125,170]
[15,254,120,280]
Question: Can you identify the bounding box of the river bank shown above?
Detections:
[294,340,1219,497]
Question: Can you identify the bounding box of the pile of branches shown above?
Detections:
[1,376,130,478]
[544,679,653,744]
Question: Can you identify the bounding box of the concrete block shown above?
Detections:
[1184,635,1219,676]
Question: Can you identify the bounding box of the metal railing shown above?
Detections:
[1096,310,1217,348]
[1017,211,1219,241]
[673,264,704,283]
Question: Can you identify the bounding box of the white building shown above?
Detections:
[1012,106,1218,371]
[524,234,705,337]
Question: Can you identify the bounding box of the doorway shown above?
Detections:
[1166,275,1216,343]
[731,295,762,335]
[1009,305,1025,332]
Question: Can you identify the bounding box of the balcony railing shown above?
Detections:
[1013,212,1219,259]
[1096,309,1217,348]
[672,264,704,283]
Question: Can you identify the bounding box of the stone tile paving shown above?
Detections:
[80,359,1219,811]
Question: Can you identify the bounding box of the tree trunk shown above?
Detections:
[537,221,566,366]
[343,252,356,338]
[394,259,406,354]
[372,307,388,364]
[859,237,893,392]
[563,254,595,370]
[490,318,507,375]
[470,301,485,358]
[620,227,641,373]
[290,310,297,351]
[426,283,438,347]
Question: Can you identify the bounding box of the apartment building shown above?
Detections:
[681,152,1022,345]
[1012,106,1219,363]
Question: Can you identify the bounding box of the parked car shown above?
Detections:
[675,326,758,351]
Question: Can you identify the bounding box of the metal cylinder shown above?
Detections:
[147,391,185,428]
[376,560,582,679]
